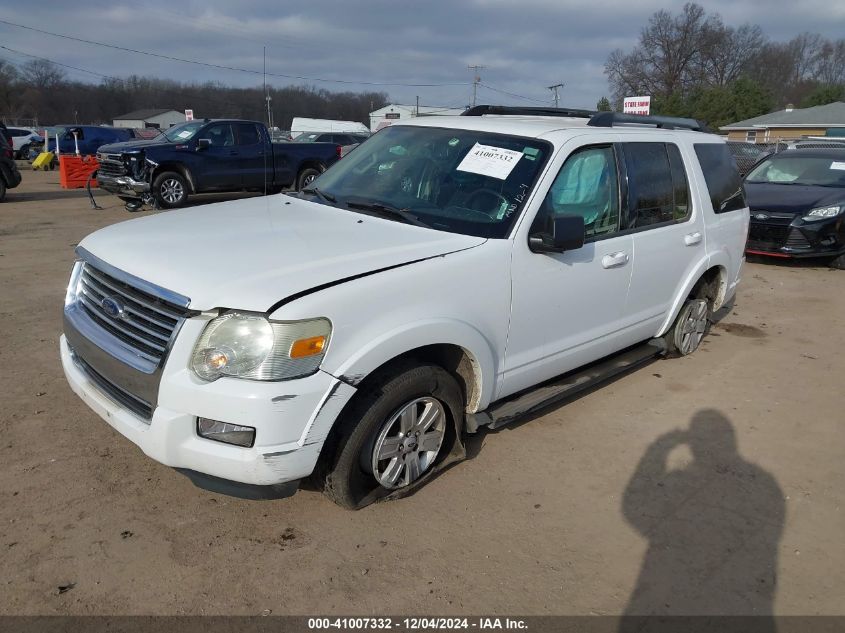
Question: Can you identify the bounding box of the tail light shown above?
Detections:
[336,144,343,158]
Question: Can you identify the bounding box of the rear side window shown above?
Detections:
[236,123,261,145]
[623,142,689,228]
[694,143,745,213]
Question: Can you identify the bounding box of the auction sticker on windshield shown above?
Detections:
[830,161,845,171]
[457,143,522,180]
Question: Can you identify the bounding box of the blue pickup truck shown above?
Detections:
[96,119,342,209]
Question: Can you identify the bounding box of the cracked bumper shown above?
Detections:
[97,174,151,197]
[61,334,357,486]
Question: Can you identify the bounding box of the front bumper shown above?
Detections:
[60,333,355,487]
[746,214,845,258]
[97,173,150,198]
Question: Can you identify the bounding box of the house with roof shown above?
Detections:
[369,104,466,132]
[720,101,845,143]
[112,109,186,130]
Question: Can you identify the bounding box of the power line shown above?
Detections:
[477,83,549,104]
[0,45,117,79]
[0,19,469,88]
[547,82,564,108]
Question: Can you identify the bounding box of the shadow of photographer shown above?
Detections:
[620,409,784,629]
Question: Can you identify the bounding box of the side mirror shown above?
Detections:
[196,138,211,150]
[528,215,585,253]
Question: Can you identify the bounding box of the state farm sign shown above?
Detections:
[623,96,651,115]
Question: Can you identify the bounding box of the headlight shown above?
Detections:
[802,205,841,221]
[65,261,84,306]
[191,312,331,382]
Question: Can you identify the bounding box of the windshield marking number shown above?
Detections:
[456,143,523,180]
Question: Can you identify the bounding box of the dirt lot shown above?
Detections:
[0,169,843,616]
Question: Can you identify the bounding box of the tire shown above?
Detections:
[0,178,6,202]
[296,166,322,191]
[828,254,845,270]
[152,171,189,208]
[319,363,463,509]
[666,297,710,356]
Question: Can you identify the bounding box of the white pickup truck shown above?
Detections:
[61,106,749,508]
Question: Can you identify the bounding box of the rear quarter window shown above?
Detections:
[694,143,746,213]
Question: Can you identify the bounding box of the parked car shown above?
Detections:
[726,141,773,177]
[60,107,748,508]
[744,148,845,269]
[0,132,22,201]
[46,125,134,156]
[95,119,342,209]
[294,131,370,146]
[4,126,43,159]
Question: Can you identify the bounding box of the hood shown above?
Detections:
[78,195,486,312]
[744,181,845,215]
[98,138,172,153]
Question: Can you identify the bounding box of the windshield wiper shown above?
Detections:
[301,187,337,203]
[343,197,430,227]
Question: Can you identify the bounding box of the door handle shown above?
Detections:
[601,251,629,269]
[229,151,239,156]
[684,231,703,246]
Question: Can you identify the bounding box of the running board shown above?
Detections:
[466,339,666,432]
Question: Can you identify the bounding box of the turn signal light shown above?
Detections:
[289,335,326,358]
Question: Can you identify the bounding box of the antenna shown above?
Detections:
[263,45,268,197]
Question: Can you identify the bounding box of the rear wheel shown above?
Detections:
[0,178,6,202]
[319,363,463,509]
[152,171,189,208]
[667,297,710,356]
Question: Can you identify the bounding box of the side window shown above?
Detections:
[623,142,674,228]
[694,143,746,213]
[236,123,261,146]
[667,144,691,221]
[204,123,235,147]
[538,145,620,240]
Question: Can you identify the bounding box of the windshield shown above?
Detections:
[746,155,845,186]
[301,125,552,238]
[161,121,206,142]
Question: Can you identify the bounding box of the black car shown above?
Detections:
[743,148,845,269]
[0,131,22,202]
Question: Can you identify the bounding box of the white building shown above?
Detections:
[113,109,186,130]
[369,104,466,132]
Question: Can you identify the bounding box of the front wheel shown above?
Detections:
[319,363,463,509]
[296,166,322,191]
[152,171,189,208]
[828,253,845,270]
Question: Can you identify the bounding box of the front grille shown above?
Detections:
[97,155,127,178]
[72,351,153,420]
[747,223,789,250]
[785,228,812,249]
[77,262,190,364]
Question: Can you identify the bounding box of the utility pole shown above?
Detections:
[548,82,564,108]
[416,95,419,117]
[468,65,485,107]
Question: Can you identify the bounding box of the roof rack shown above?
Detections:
[587,112,706,131]
[462,105,596,119]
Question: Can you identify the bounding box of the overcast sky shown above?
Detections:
[1,0,844,113]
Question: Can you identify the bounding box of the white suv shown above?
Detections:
[61,106,749,508]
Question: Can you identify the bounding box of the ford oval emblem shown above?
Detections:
[754,213,770,221]
[101,296,125,319]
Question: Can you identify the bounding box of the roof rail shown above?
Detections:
[462,105,596,119]
[587,112,706,131]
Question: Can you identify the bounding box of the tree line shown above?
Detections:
[604,3,845,128]
[0,58,389,129]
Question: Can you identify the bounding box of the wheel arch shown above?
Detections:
[152,163,196,193]
[295,161,326,188]
[656,260,728,337]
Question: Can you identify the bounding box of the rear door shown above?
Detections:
[235,122,268,189]
[620,141,704,340]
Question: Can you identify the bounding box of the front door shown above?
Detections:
[195,122,241,190]
[503,141,637,398]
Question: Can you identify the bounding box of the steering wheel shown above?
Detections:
[464,188,509,217]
